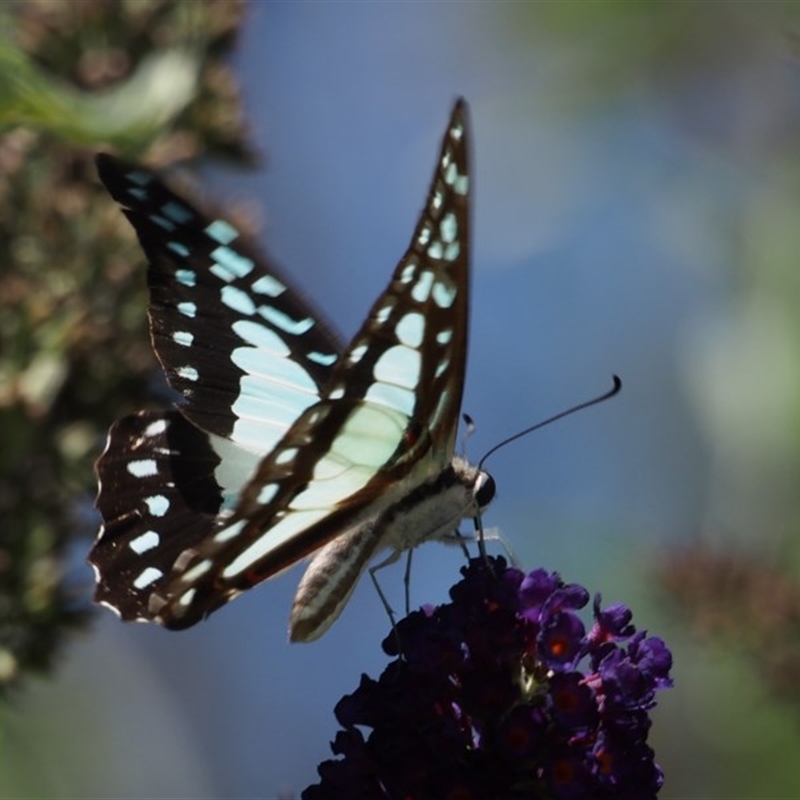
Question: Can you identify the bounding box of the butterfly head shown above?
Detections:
[474,469,496,511]
[450,455,495,520]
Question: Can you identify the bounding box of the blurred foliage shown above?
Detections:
[0,0,254,697]
[516,1,800,124]
[659,544,800,708]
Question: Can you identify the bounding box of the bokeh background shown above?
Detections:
[3,2,800,797]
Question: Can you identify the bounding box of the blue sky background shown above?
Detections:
[6,4,800,798]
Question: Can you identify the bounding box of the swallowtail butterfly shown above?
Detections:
[90,98,495,641]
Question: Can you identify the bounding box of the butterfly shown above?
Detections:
[89,98,495,641]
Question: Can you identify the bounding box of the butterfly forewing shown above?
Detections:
[91,100,474,631]
[95,155,343,454]
[347,98,470,464]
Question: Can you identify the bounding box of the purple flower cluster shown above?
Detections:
[303,556,672,800]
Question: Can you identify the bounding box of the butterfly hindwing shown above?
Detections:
[92,409,223,623]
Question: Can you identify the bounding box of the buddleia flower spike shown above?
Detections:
[303,556,673,800]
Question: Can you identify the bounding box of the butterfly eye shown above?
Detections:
[475,471,496,509]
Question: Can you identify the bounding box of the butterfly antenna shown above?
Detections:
[478,375,622,471]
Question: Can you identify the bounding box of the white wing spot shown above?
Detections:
[177,301,197,318]
[373,345,421,389]
[127,187,147,202]
[127,459,158,478]
[221,285,257,316]
[210,246,254,280]
[440,212,457,243]
[173,331,194,347]
[275,448,298,466]
[417,226,431,247]
[222,508,330,578]
[176,588,197,608]
[206,219,238,245]
[436,328,453,344]
[180,558,213,584]
[177,366,199,381]
[348,343,368,364]
[305,407,327,426]
[126,168,153,187]
[375,303,393,324]
[129,530,160,554]
[174,266,195,284]
[251,275,286,297]
[432,280,457,309]
[258,483,279,505]
[150,214,174,232]
[427,240,444,260]
[444,242,461,262]
[144,419,167,437]
[213,519,245,543]
[145,495,170,517]
[228,384,312,455]
[162,201,193,224]
[443,165,469,197]
[133,566,163,590]
[395,312,425,348]
[365,381,415,416]
[307,351,337,366]
[259,306,314,335]
[400,261,416,284]
[311,451,349,480]
[232,319,290,355]
[230,347,318,394]
[329,404,407,467]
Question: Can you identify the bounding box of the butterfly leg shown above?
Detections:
[368,547,403,634]
[403,548,413,615]
[472,511,488,561]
